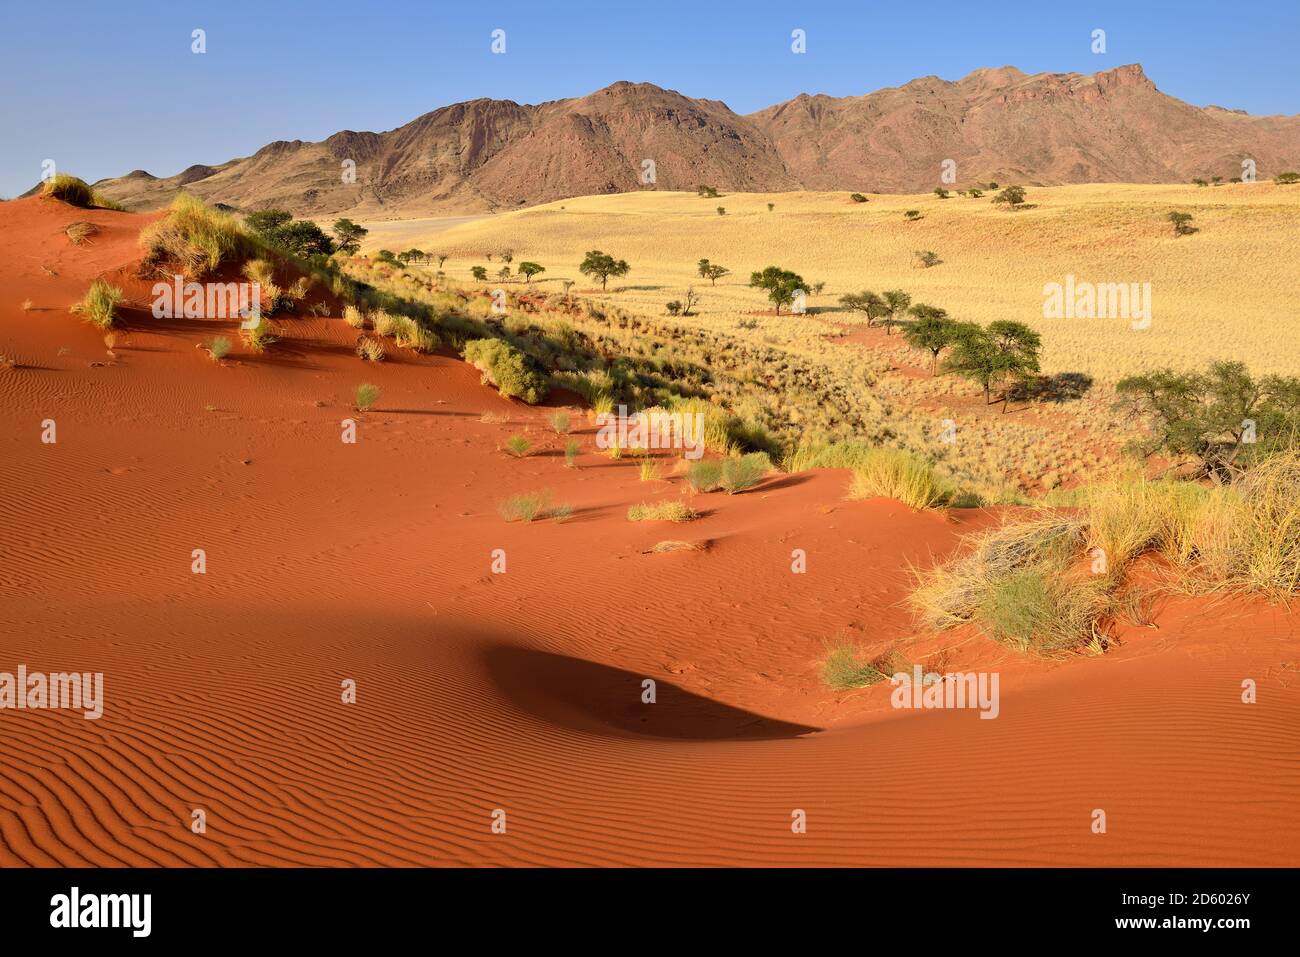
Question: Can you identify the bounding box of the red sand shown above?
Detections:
[1,197,1297,866]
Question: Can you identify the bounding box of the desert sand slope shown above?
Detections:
[1,196,1297,866]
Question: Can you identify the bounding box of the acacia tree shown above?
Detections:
[749,266,806,315]
[839,290,887,327]
[881,289,912,336]
[944,320,1041,408]
[332,218,368,255]
[1115,361,1300,479]
[579,250,630,290]
[1168,211,1195,236]
[517,261,545,283]
[697,258,730,285]
[903,304,960,374]
[471,266,488,281]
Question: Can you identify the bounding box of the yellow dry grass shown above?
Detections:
[364,183,1300,379]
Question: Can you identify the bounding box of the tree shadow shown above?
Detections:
[481,645,820,741]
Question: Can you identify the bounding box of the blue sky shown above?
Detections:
[2,0,1296,197]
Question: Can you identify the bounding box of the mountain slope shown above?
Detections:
[91,65,1300,217]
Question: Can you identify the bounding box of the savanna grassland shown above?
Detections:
[357,183,1299,496]
[362,183,1300,378]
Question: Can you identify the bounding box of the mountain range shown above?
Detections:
[92,64,1300,217]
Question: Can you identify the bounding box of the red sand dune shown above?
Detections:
[1,196,1297,866]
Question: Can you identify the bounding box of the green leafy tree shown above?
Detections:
[881,289,912,336]
[1115,361,1300,479]
[903,304,960,374]
[269,220,335,258]
[839,290,887,328]
[332,218,368,255]
[749,266,806,315]
[992,185,1026,207]
[1168,211,1195,236]
[517,261,545,283]
[471,265,488,281]
[245,209,293,236]
[579,250,630,290]
[697,259,730,285]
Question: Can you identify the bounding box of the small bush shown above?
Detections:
[241,316,277,353]
[548,410,571,434]
[685,459,724,492]
[355,382,380,411]
[564,439,580,467]
[70,279,122,329]
[343,305,366,329]
[462,338,548,404]
[849,193,868,203]
[504,435,531,458]
[498,490,551,523]
[821,639,910,690]
[356,338,386,362]
[139,194,252,278]
[639,460,662,482]
[720,452,772,494]
[628,500,698,522]
[209,336,232,361]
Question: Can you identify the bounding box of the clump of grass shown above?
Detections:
[821,638,912,691]
[564,439,580,467]
[41,175,94,207]
[979,568,1112,656]
[241,316,277,354]
[69,279,122,329]
[685,459,724,492]
[849,448,947,509]
[550,503,574,524]
[498,490,552,523]
[397,324,439,353]
[639,460,662,482]
[785,441,878,472]
[139,194,252,278]
[548,410,571,434]
[356,337,385,362]
[504,435,531,458]
[628,500,698,522]
[355,382,380,411]
[65,221,99,245]
[208,336,232,361]
[21,299,33,311]
[646,539,705,554]
[720,452,772,494]
[371,310,401,337]
[343,305,366,329]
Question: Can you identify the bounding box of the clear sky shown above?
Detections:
[2,0,1296,197]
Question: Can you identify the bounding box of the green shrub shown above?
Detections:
[463,338,548,404]
[720,452,772,494]
[564,439,580,468]
[504,435,531,458]
[848,448,947,509]
[685,459,724,492]
[209,336,232,361]
[821,638,909,690]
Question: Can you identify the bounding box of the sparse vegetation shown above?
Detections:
[355,382,381,411]
[70,279,122,330]
[462,338,548,404]
[627,500,698,522]
[504,435,531,458]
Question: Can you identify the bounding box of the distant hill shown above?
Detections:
[91,65,1300,217]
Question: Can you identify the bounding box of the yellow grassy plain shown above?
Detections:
[361,183,1300,379]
